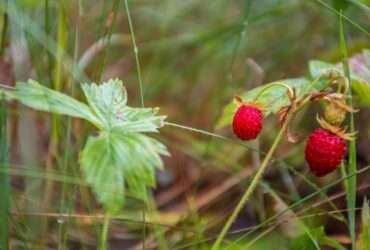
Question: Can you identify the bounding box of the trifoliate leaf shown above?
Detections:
[81,79,166,132]
[80,131,169,213]
[3,78,169,213]
[79,79,168,212]
[216,78,329,129]
[4,80,100,125]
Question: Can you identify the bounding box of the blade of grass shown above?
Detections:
[315,0,370,36]
[97,0,121,82]
[0,0,8,56]
[172,166,370,250]
[39,2,68,248]
[125,0,144,107]
[228,0,253,81]
[58,1,83,248]
[339,9,357,249]
[44,0,52,84]
[0,95,9,250]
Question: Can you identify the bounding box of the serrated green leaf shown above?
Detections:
[80,131,169,213]
[81,79,128,128]
[4,80,100,125]
[216,78,329,129]
[82,79,166,132]
[4,77,169,212]
[309,53,370,107]
[80,133,125,213]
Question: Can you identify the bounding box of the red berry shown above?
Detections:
[232,104,263,140]
[305,128,347,177]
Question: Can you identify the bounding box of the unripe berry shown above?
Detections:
[324,102,346,126]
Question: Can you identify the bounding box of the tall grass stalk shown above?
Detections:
[44,0,52,83]
[97,0,121,82]
[40,2,67,248]
[57,1,83,248]
[316,0,370,36]
[339,10,357,249]
[175,166,370,250]
[0,96,9,250]
[124,0,144,107]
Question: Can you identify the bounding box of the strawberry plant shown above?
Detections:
[212,49,370,250]
[1,1,369,249]
[0,79,169,213]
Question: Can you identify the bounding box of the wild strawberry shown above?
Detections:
[232,104,263,140]
[305,128,347,177]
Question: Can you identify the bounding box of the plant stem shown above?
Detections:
[339,10,357,249]
[253,82,293,103]
[97,0,120,82]
[100,214,111,250]
[124,0,144,107]
[211,112,293,250]
[0,95,9,250]
[44,0,52,84]
[40,2,67,248]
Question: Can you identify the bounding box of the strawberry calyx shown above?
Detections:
[316,115,356,141]
[234,96,266,112]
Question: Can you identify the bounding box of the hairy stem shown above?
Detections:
[253,82,293,103]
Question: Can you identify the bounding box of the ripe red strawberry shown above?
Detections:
[232,104,263,140]
[305,128,347,177]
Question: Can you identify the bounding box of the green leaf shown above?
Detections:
[216,78,329,129]
[80,131,169,213]
[358,198,370,250]
[79,79,168,211]
[4,80,100,125]
[309,52,370,107]
[3,78,169,212]
[82,79,166,132]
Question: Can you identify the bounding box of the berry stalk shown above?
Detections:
[252,82,294,103]
[211,111,294,250]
